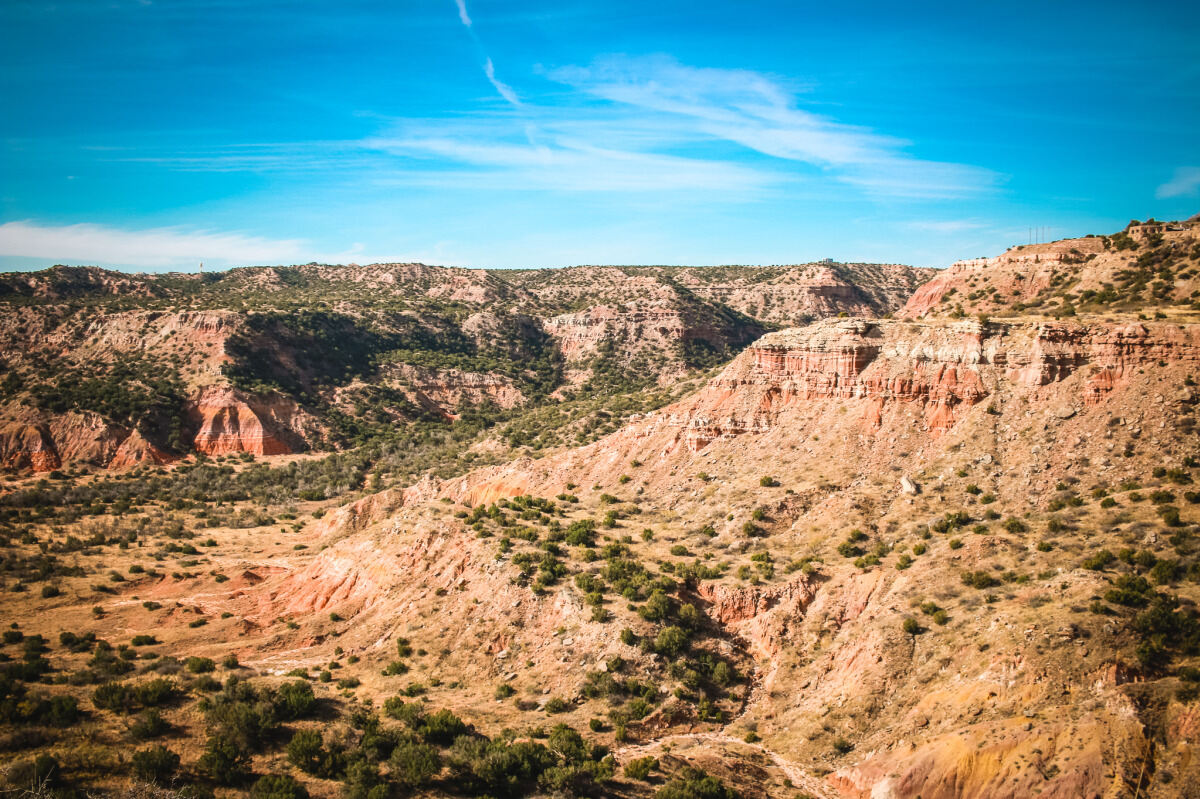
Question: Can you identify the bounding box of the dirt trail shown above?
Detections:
[616,728,836,798]
[617,638,838,799]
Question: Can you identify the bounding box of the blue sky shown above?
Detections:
[1,0,1198,271]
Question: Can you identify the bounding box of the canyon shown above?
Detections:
[2,218,1200,799]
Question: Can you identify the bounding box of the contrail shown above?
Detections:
[452,0,521,107]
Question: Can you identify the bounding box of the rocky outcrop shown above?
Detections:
[667,319,993,447]
[389,364,525,412]
[0,385,311,471]
[666,318,1200,448]
[107,429,175,469]
[0,422,60,472]
[187,386,309,456]
[433,314,1200,521]
[543,304,728,362]
[697,578,819,660]
[0,411,147,471]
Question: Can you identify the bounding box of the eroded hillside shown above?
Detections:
[5,307,1200,798]
[904,217,1200,319]
[0,261,929,475]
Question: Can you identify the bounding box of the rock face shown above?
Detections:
[541,303,760,372]
[107,429,175,469]
[378,314,1200,799]
[0,422,60,472]
[187,386,310,456]
[387,364,526,413]
[666,318,1200,448]
[0,412,145,472]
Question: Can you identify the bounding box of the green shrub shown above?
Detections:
[639,589,670,622]
[961,571,1000,589]
[422,708,469,745]
[1104,574,1155,607]
[1082,550,1116,570]
[136,678,177,707]
[389,739,441,787]
[93,681,137,713]
[131,745,180,785]
[287,729,343,778]
[199,734,252,785]
[654,626,689,657]
[275,681,316,719]
[250,774,310,799]
[130,709,170,740]
[9,755,62,789]
[185,656,216,673]
[624,755,657,781]
[656,766,737,799]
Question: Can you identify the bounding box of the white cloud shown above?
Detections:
[484,58,521,106]
[86,55,997,204]
[453,0,471,27]
[0,221,410,270]
[365,131,775,193]
[1157,167,1200,199]
[550,55,998,198]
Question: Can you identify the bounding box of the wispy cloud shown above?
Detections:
[0,221,409,270]
[1157,166,1200,199]
[88,55,998,204]
[550,55,998,198]
[453,0,471,27]
[484,58,520,106]
[365,130,775,193]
